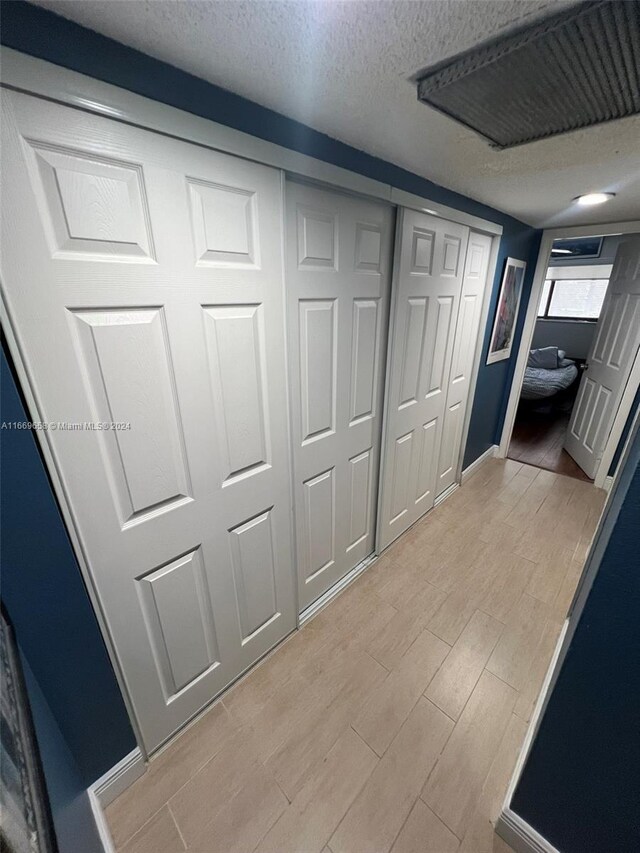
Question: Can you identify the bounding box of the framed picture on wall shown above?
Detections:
[486,257,526,364]
[0,605,58,853]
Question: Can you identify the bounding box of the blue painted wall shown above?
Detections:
[20,652,105,853]
[1,348,137,786]
[1,0,542,467]
[511,424,640,852]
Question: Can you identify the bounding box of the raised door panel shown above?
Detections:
[24,141,156,262]
[350,299,379,424]
[416,418,438,506]
[399,298,427,409]
[202,304,270,485]
[347,448,373,553]
[297,207,337,270]
[437,402,463,486]
[299,300,337,444]
[422,295,455,399]
[137,549,219,698]
[441,233,462,277]
[355,223,382,273]
[188,179,259,268]
[229,509,279,643]
[302,468,336,583]
[390,431,414,525]
[71,307,192,525]
[450,294,479,387]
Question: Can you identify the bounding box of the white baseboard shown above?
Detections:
[91,748,145,808]
[88,787,116,853]
[461,444,498,483]
[496,620,569,853]
[88,748,145,851]
[298,554,377,626]
[603,475,614,493]
[497,808,561,853]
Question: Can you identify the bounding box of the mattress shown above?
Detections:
[521,360,578,401]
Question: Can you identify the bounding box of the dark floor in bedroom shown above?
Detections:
[508,400,592,483]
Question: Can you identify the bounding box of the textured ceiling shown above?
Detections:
[32,0,640,228]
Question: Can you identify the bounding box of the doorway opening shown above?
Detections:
[507,232,639,483]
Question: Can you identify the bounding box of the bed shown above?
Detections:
[521,347,579,401]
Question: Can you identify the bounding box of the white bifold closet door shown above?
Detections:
[285,181,393,610]
[435,231,493,497]
[1,92,297,752]
[378,208,470,550]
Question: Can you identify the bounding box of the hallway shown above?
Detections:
[105,459,606,853]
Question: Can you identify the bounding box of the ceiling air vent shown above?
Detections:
[416,0,640,149]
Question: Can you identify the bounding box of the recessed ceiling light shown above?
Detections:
[574,192,615,206]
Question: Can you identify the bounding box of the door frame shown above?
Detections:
[498,220,640,488]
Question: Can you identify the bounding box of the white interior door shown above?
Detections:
[378,208,469,551]
[565,234,640,478]
[1,91,297,752]
[285,181,393,610]
[436,231,492,497]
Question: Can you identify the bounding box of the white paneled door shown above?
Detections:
[285,181,393,610]
[565,234,640,478]
[436,231,492,497]
[1,92,296,752]
[379,208,469,550]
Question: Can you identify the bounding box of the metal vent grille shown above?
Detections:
[416,0,640,149]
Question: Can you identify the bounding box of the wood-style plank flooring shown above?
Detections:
[508,404,591,482]
[106,460,605,853]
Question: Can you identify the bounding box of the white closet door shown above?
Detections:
[1,92,296,752]
[565,234,640,478]
[436,231,492,497]
[379,208,469,551]
[285,181,393,610]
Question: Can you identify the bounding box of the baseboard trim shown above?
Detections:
[461,444,498,483]
[88,748,145,852]
[496,619,569,853]
[299,554,377,626]
[496,808,561,853]
[91,748,145,808]
[603,475,614,493]
[88,787,116,853]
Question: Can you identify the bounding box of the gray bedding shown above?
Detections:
[521,359,578,400]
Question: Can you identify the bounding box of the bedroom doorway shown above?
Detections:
[507,232,639,482]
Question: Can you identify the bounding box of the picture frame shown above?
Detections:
[0,605,58,853]
[486,257,526,364]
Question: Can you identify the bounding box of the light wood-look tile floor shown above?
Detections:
[106,459,606,853]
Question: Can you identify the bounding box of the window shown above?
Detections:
[538,278,609,320]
